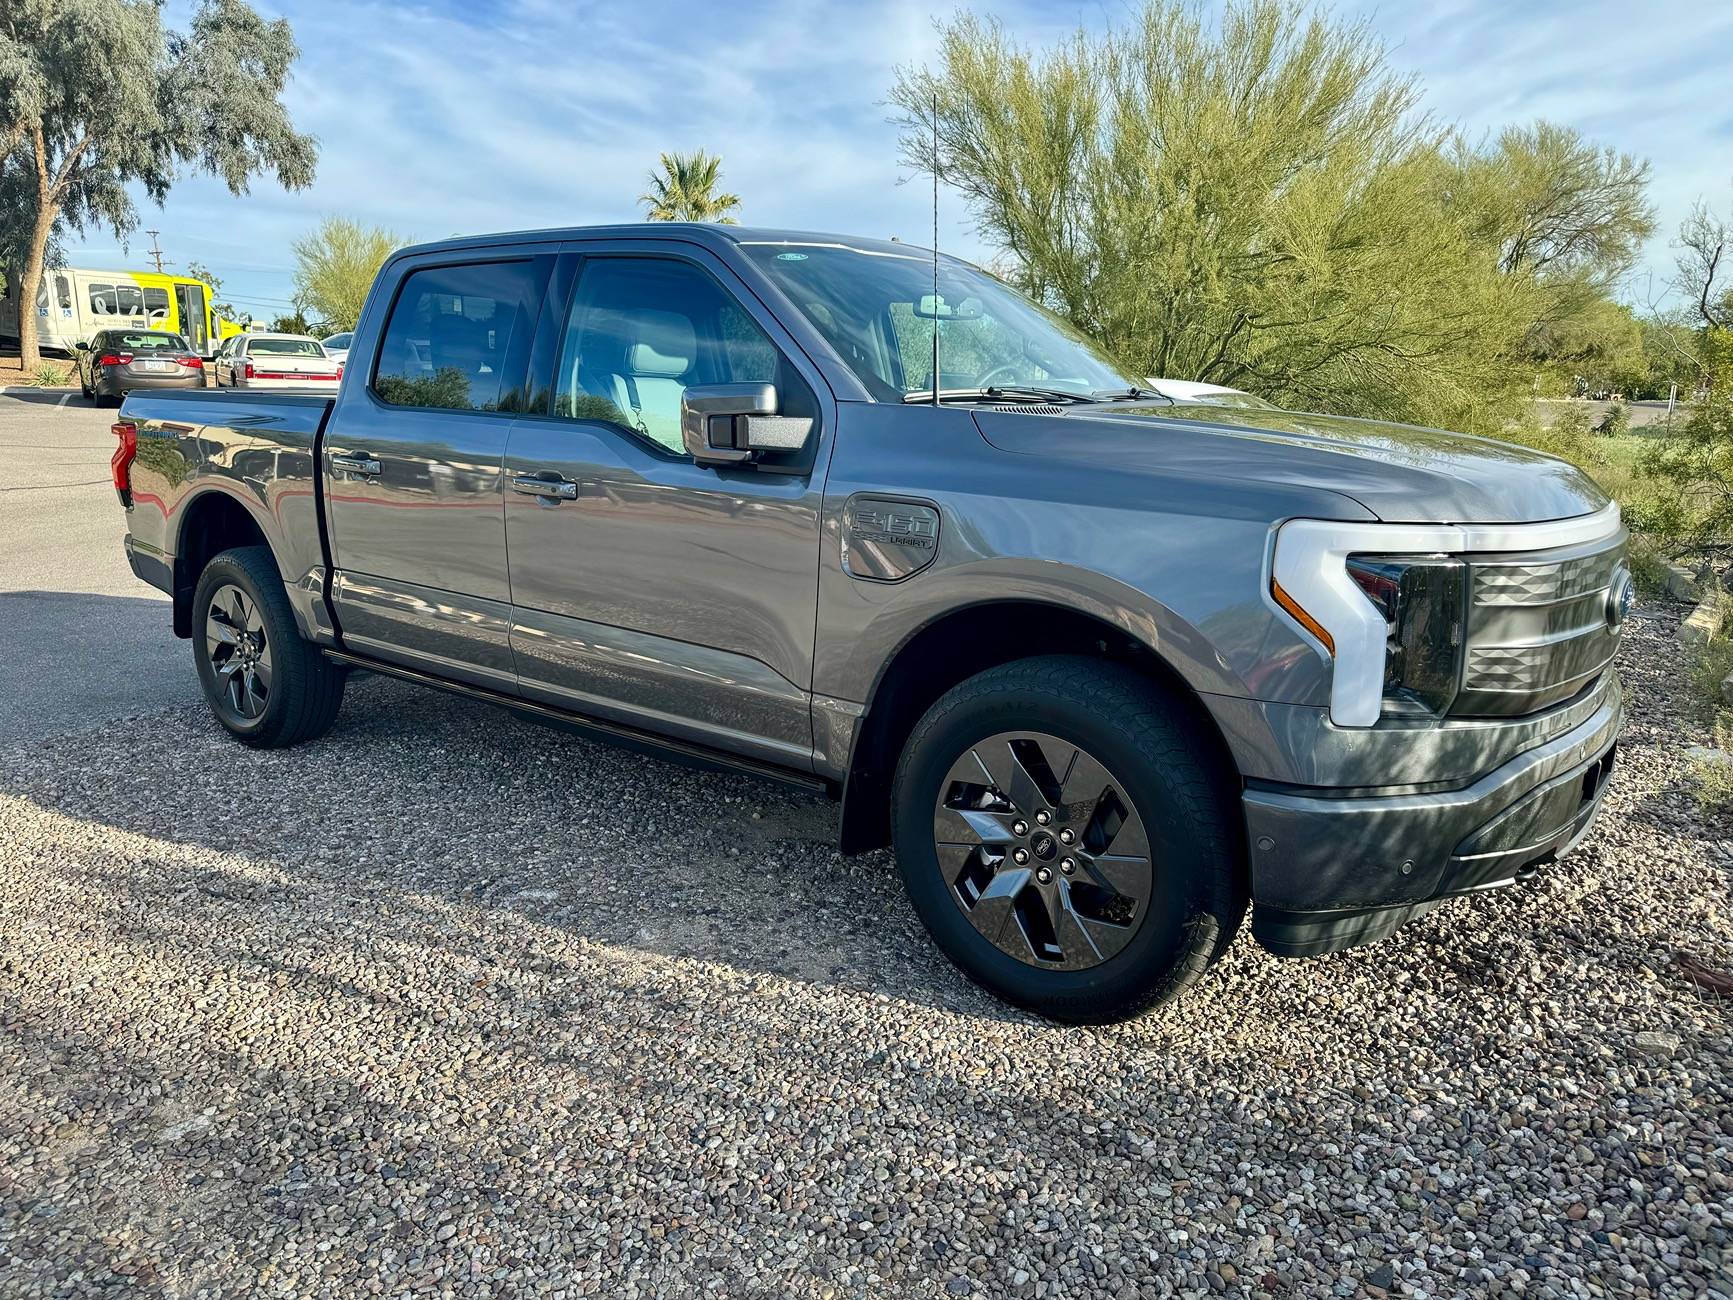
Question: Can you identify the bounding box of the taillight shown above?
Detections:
[97,353,131,367]
[244,361,255,379]
[336,362,344,380]
[111,421,138,504]
[179,356,203,369]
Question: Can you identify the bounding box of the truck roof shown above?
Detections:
[392,224,954,265]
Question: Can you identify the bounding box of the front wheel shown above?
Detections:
[192,546,346,748]
[891,656,1245,1023]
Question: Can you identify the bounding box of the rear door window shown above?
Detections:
[373,261,545,413]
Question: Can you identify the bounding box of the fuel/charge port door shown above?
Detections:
[841,494,941,582]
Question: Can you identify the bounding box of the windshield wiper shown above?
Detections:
[901,385,1099,405]
[1088,385,1173,403]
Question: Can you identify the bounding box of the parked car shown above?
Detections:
[74,328,205,405]
[320,331,353,364]
[210,332,343,390]
[1142,378,1278,409]
[112,224,1627,1023]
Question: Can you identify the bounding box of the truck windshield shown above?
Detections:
[740,242,1139,403]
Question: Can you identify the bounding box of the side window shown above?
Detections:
[143,286,170,324]
[89,283,117,316]
[55,275,72,310]
[552,257,797,455]
[114,284,144,317]
[372,260,541,413]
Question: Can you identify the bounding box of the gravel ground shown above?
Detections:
[1,606,1729,1299]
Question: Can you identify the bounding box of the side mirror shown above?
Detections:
[681,383,812,465]
[74,341,89,351]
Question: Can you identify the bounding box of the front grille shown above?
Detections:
[1454,531,1627,717]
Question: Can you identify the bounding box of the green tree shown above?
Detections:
[890,2,1653,434]
[290,216,404,334]
[639,151,741,224]
[0,0,316,366]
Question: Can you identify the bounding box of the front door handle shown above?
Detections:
[331,453,382,477]
[512,474,578,501]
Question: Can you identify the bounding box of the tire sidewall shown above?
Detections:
[192,553,290,743]
[893,672,1226,1017]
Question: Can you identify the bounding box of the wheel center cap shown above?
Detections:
[1030,831,1057,862]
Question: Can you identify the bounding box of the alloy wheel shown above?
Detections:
[205,583,272,721]
[934,730,1153,971]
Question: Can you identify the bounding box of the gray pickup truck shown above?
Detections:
[114,224,1628,1022]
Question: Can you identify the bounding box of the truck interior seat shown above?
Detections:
[577,309,695,453]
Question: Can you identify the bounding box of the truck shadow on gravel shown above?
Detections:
[1,672,1027,1024]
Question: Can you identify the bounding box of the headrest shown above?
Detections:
[623,310,694,378]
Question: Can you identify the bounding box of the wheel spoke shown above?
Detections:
[244,667,268,715]
[1057,748,1113,825]
[252,651,272,692]
[207,620,239,645]
[1097,804,1151,863]
[970,865,1034,956]
[970,736,1046,814]
[934,804,1019,846]
[1056,883,1135,966]
[1081,851,1150,899]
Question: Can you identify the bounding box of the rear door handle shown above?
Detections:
[513,474,578,501]
[331,453,382,476]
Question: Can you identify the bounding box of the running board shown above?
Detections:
[322,649,832,796]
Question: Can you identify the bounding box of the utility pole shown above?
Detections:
[145,230,165,273]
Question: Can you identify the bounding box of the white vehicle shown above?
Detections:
[319,332,354,364]
[1143,378,1278,409]
[211,333,343,390]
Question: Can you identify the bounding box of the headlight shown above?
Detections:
[1270,518,1469,727]
[1270,507,1624,728]
[1344,556,1465,715]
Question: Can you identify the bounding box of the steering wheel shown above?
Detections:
[976,363,1024,388]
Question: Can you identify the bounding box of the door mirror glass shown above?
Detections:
[680,383,811,464]
[74,340,89,351]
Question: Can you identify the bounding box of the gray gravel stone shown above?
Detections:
[0,605,1729,1299]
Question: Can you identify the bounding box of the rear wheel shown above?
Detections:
[891,656,1244,1023]
[192,546,345,748]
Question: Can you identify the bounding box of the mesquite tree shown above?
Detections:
[0,0,316,365]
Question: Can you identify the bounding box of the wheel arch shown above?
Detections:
[171,489,272,638]
[837,598,1244,855]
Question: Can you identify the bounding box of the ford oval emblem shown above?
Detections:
[1607,570,1634,629]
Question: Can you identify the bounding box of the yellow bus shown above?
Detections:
[1,266,245,358]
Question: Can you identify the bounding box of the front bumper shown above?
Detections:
[1244,674,1622,957]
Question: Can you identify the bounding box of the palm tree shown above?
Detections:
[639,150,742,224]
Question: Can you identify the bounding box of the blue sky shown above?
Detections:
[67,0,1733,324]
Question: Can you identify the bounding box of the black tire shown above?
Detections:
[891,655,1245,1023]
[192,546,346,748]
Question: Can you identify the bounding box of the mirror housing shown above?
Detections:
[681,383,812,465]
[74,340,90,351]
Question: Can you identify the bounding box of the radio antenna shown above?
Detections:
[931,90,941,408]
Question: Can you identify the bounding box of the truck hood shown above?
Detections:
[976,402,1609,525]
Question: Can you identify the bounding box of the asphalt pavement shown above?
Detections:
[0,387,197,744]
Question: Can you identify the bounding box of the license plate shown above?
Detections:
[137,358,174,372]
